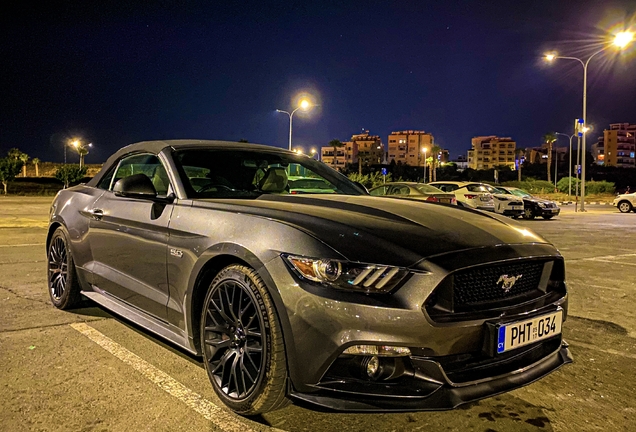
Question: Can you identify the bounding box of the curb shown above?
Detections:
[558,201,612,206]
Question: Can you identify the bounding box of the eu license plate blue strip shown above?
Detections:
[497,325,506,353]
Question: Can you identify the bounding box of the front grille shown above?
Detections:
[453,260,544,306]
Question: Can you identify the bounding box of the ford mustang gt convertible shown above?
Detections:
[47,140,572,415]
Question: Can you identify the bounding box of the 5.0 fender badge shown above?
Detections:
[497,274,522,292]
[170,248,184,258]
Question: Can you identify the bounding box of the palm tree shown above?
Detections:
[430,145,441,182]
[77,146,89,169]
[515,148,525,182]
[32,158,40,177]
[543,133,557,183]
[328,139,344,168]
[18,153,29,177]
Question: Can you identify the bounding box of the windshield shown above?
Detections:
[173,148,364,199]
[510,188,532,198]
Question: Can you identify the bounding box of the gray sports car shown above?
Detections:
[47,140,572,415]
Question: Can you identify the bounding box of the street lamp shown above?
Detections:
[555,132,576,197]
[310,148,319,161]
[276,99,313,151]
[422,147,428,183]
[545,30,634,211]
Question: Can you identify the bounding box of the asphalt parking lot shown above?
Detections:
[1,197,634,432]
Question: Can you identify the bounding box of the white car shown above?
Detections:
[612,192,636,213]
[428,181,494,211]
[483,185,525,218]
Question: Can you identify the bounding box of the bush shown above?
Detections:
[55,165,88,187]
[348,172,394,189]
[501,179,556,194]
[585,180,615,195]
[556,177,579,193]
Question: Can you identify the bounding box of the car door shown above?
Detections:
[86,153,174,319]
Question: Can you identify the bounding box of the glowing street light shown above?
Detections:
[613,31,634,48]
[277,98,314,151]
[544,29,634,211]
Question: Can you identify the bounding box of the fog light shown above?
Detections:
[366,355,380,378]
[343,345,411,357]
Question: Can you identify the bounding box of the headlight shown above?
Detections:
[282,255,410,293]
[537,202,546,208]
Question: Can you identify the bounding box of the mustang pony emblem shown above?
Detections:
[497,274,522,292]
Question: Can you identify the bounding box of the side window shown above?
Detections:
[109,154,171,196]
[395,185,409,195]
[370,186,386,196]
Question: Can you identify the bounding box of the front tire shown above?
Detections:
[523,208,535,220]
[618,201,633,213]
[543,215,555,220]
[200,265,289,415]
[47,227,82,309]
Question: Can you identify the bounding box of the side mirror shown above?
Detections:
[114,174,157,199]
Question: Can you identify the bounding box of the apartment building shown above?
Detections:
[321,131,384,168]
[467,136,516,170]
[387,130,434,167]
[592,123,636,167]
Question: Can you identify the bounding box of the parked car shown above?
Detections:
[497,186,561,220]
[482,185,525,218]
[287,176,336,194]
[612,191,636,213]
[369,182,457,205]
[47,140,571,415]
[428,181,494,211]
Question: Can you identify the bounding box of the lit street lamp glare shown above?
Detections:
[613,31,634,48]
[545,53,556,61]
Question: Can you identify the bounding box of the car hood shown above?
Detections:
[192,195,549,268]
[523,196,556,205]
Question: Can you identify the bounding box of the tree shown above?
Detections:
[328,139,344,168]
[77,146,89,169]
[430,145,442,182]
[55,165,87,188]
[32,158,40,177]
[515,147,525,182]
[0,156,23,195]
[19,152,29,177]
[543,133,557,183]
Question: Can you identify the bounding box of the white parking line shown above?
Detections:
[0,243,45,248]
[70,322,274,432]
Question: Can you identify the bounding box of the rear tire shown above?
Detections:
[523,208,535,220]
[200,265,289,415]
[47,227,82,309]
[618,201,633,213]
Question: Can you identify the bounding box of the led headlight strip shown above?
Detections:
[283,255,409,293]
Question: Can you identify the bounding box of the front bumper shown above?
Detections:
[538,207,560,217]
[290,340,572,411]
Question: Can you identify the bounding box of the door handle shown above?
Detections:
[89,209,104,220]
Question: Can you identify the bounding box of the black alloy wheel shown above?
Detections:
[47,227,81,309]
[201,265,288,414]
[524,207,535,220]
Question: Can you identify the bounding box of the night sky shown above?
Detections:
[2,1,635,164]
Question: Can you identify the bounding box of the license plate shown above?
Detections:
[480,196,490,201]
[551,208,559,213]
[496,310,563,353]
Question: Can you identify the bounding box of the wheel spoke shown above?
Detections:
[203,277,265,401]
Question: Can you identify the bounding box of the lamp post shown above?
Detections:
[545,30,634,211]
[276,99,312,151]
[422,147,428,183]
[310,148,319,161]
[555,132,575,196]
